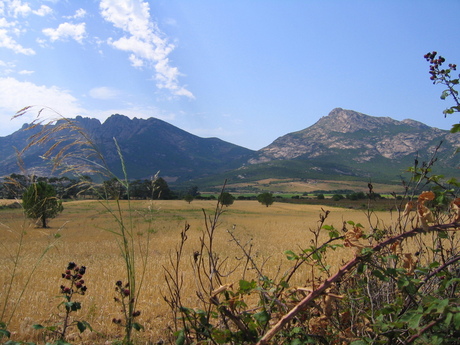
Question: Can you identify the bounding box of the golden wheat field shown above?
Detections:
[0,199,400,344]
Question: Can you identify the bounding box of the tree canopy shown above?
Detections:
[218,192,235,207]
[22,181,63,228]
[257,192,274,207]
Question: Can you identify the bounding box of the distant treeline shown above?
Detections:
[0,174,200,201]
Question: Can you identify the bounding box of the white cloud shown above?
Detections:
[42,22,86,43]
[33,5,52,17]
[89,86,120,100]
[64,8,86,19]
[0,60,15,75]
[10,0,32,17]
[0,77,87,136]
[18,69,33,75]
[0,28,35,55]
[99,0,194,99]
[6,1,51,17]
[129,53,143,67]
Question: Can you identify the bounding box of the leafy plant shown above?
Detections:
[33,262,93,342]
[13,108,155,345]
[424,51,460,132]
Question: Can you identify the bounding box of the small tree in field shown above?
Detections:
[23,181,63,228]
[184,194,194,204]
[257,192,274,207]
[218,192,235,207]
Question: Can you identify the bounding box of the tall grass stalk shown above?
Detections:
[0,208,63,332]
[13,107,155,344]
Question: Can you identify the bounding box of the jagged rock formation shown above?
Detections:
[249,108,460,164]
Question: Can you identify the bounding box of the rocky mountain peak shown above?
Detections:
[249,108,460,165]
[317,108,397,133]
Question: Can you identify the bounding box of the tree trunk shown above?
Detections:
[41,215,47,228]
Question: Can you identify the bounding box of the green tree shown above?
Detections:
[103,178,126,200]
[22,181,63,228]
[152,177,174,200]
[218,192,235,207]
[332,194,344,201]
[257,192,274,207]
[184,194,194,204]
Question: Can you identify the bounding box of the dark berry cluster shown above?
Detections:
[113,280,141,325]
[60,262,87,295]
[424,51,457,82]
[114,280,131,298]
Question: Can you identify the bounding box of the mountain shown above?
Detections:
[251,108,459,162]
[0,108,458,187]
[0,114,254,182]
[193,108,459,186]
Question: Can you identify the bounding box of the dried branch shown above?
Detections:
[256,222,460,345]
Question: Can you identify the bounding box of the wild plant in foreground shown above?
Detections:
[0,211,62,342]
[162,160,460,344]
[112,280,143,344]
[33,262,93,342]
[13,107,155,345]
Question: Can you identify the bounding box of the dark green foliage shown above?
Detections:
[332,194,344,201]
[257,192,274,207]
[346,191,366,200]
[22,181,63,228]
[183,194,194,204]
[218,192,235,207]
[129,177,174,200]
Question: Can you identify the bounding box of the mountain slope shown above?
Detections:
[250,108,460,163]
[207,108,460,186]
[0,108,458,187]
[0,114,255,182]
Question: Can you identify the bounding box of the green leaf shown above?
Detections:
[239,279,257,293]
[253,310,271,326]
[406,312,423,329]
[351,340,370,345]
[0,328,11,338]
[64,301,81,312]
[284,250,299,261]
[32,324,45,330]
[451,123,460,133]
[77,321,87,333]
[175,329,185,345]
[372,269,389,282]
[132,322,144,331]
[453,312,460,328]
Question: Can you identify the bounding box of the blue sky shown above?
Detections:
[1,0,459,150]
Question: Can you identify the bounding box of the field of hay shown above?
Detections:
[0,199,398,344]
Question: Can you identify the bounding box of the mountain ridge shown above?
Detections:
[249,108,458,163]
[0,108,458,186]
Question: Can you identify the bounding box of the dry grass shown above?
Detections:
[0,199,397,344]
[224,178,405,194]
